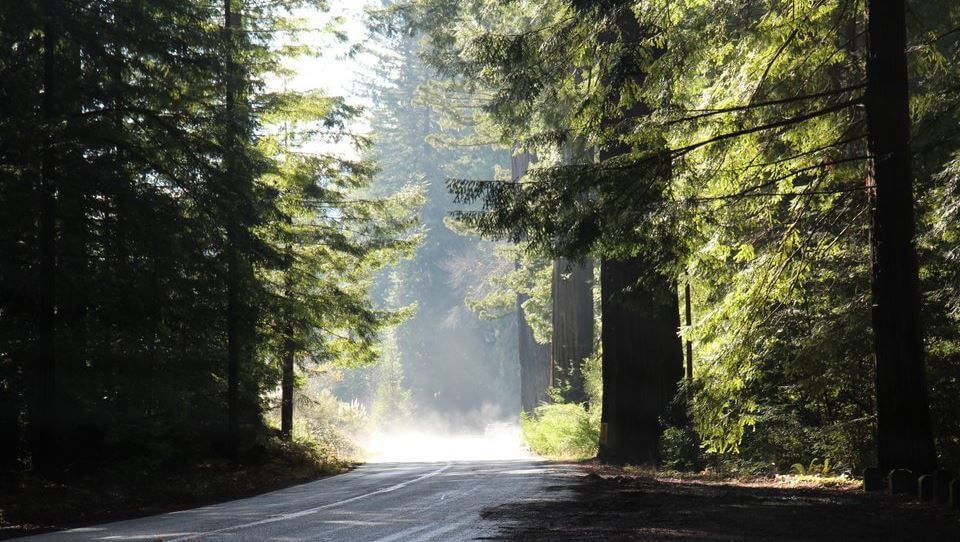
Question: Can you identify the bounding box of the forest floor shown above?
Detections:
[0,440,351,540]
[482,462,960,541]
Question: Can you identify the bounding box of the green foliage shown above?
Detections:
[790,458,835,477]
[256,89,422,374]
[280,382,370,462]
[0,1,417,474]
[520,403,599,460]
[465,242,553,344]
[583,349,603,407]
[920,154,960,467]
[659,425,702,472]
[394,0,960,474]
[521,349,602,460]
[370,333,415,425]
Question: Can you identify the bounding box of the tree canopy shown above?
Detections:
[386,0,960,472]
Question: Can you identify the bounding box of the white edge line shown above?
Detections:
[161,462,452,542]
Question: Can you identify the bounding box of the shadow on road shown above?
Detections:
[480,470,960,541]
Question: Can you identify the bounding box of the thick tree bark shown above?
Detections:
[512,151,552,413]
[598,260,683,465]
[864,0,937,474]
[595,5,684,465]
[551,257,593,404]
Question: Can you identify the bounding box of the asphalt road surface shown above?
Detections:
[18,460,574,541]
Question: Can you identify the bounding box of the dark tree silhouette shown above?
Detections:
[864,0,937,475]
[551,257,593,404]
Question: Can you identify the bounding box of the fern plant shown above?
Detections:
[790,458,834,477]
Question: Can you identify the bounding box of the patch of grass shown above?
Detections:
[587,462,860,490]
[771,474,859,489]
[0,435,351,540]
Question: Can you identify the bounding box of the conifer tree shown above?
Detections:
[0,0,419,473]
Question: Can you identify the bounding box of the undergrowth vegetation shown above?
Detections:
[521,353,602,460]
[521,403,599,460]
[265,371,371,463]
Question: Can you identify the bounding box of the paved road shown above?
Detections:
[19,460,573,541]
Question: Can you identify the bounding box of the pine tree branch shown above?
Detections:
[669,97,862,158]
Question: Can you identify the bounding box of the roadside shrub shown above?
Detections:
[520,402,599,460]
[521,351,602,460]
[659,425,702,471]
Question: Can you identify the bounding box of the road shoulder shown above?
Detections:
[481,463,960,541]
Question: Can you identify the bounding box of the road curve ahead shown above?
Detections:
[19,460,575,541]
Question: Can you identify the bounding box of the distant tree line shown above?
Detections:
[341,21,520,424]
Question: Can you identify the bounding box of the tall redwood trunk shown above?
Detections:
[31,2,59,475]
[595,6,684,465]
[513,150,552,413]
[518,292,551,412]
[550,139,594,404]
[551,257,593,404]
[224,0,242,462]
[598,260,683,464]
[864,0,937,474]
[57,39,87,450]
[280,328,294,440]
[280,255,295,440]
